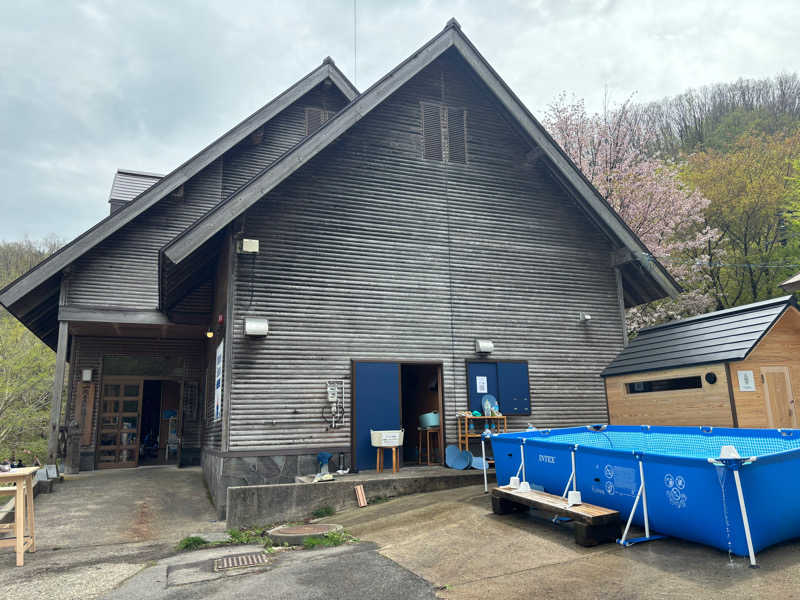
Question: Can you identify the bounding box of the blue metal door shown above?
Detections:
[353,362,401,471]
[497,361,531,415]
[467,362,499,413]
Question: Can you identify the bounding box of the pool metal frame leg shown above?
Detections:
[707,454,758,568]
[617,458,666,547]
[732,464,758,568]
[481,435,489,493]
[560,448,577,499]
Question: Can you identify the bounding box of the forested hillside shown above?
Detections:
[0,238,61,461]
[544,73,800,333]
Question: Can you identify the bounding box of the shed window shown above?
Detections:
[305,107,332,135]
[421,102,467,163]
[626,376,702,394]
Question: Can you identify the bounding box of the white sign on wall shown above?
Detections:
[214,339,224,421]
[476,375,488,394]
[737,370,756,392]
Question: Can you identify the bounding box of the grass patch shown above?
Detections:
[369,496,391,505]
[228,527,266,545]
[311,505,335,519]
[176,536,209,552]
[302,530,354,550]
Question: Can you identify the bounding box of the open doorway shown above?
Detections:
[138,380,181,466]
[139,381,161,465]
[401,364,443,464]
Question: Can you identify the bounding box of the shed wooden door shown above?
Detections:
[97,378,142,468]
[762,367,797,428]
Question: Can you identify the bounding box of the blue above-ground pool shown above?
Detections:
[491,425,800,557]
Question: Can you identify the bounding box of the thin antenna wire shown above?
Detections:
[353,0,357,87]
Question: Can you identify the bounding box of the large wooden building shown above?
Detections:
[0,20,677,516]
[603,296,800,429]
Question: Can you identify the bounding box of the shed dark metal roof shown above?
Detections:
[108,169,162,203]
[602,296,798,377]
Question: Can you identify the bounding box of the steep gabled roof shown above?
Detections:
[602,295,797,377]
[0,59,358,311]
[108,169,163,204]
[162,19,679,305]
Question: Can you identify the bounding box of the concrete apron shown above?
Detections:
[323,485,798,600]
[226,467,490,528]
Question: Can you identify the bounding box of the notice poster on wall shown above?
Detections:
[737,370,756,392]
[476,375,488,394]
[214,339,224,421]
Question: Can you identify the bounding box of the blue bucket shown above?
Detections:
[419,411,440,428]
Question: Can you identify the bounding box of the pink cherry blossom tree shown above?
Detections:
[543,93,717,334]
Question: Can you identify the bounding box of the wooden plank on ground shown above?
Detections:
[354,484,367,507]
[492,486,619,525]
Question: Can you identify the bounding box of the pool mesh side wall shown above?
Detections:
[505,426,800,459]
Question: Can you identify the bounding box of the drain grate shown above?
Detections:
[213,552,267,572]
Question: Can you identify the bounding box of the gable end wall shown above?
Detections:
[228,52,625,452]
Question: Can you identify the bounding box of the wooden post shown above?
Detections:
[46,321,68,464]
[615,267,628,347]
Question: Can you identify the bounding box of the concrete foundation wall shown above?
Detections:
[203,449,346,518]
[226,471,487,528]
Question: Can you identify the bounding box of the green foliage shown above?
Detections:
[0,238,62,462]
[176,536,209,551]
[703,108,800,154]
[641,73,800,157]
[681,130,800,308]
[302,530,353,549]
[311,505,335,519]
[227,527,269,545]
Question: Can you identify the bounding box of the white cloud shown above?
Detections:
[1,0,798,240]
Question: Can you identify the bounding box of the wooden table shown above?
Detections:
[457,414,507,452]
[0,466,39,566]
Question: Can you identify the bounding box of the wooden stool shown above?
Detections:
[0,467,39,566]
[418,426,441,465]
[376,446,400,473]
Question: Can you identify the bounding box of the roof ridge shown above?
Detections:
[114,168,164,178]
[639,295,795,335]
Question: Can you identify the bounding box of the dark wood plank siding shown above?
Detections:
[67,336,204,453]
[228,51,624,452]
[65,83,348,311]
[222,83,349,197]
[67,161,224,308]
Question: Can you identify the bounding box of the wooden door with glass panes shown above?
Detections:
[97,378,142,468]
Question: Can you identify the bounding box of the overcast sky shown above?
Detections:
[1,0,798,242]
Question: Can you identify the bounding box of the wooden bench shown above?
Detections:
[491,485,621,547]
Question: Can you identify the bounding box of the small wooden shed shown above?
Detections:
[602,296,800,428]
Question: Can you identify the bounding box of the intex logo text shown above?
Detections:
[538,454,555,463]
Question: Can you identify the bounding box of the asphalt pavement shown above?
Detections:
[106,542,437,599]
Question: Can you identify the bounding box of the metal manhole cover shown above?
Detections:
[213,552,267,572]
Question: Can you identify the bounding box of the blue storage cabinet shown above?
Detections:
[497,362,531,415]
[467,360,530,415]
[467,362,499,413]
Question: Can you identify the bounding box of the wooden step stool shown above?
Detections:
[491,485,621,546]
